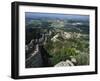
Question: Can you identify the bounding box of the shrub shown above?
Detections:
[75,53,89,65]
[50,47,79,65]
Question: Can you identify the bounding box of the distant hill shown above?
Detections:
[25,12,89,21]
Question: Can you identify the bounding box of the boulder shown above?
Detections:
[54,60,74,67]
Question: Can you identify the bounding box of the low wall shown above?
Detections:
[26,52,43,68]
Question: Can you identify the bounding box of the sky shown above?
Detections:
[25,12,89,21]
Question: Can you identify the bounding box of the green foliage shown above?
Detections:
[50,48,69,65]
[75,53,89,65]
[47,47,79,65]
[27,20,42,28]
[26,18,89,66]
[44,34,89,66]
[66,48,78,56]
[41,20,52,28]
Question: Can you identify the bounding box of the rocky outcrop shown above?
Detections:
[51,34,59,42]
[51,31,82,42]
[54,60,74,67]
[54,57,77,67]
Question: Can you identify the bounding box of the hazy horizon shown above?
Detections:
[25,12,89,21]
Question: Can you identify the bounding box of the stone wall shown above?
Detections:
[26,52,43,68]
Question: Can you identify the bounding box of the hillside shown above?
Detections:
[25,14,89,67]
